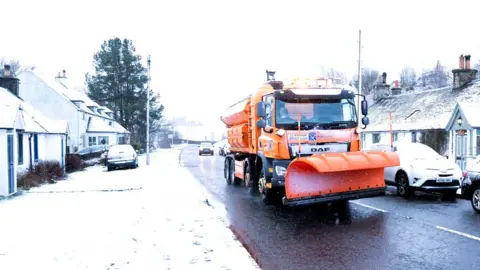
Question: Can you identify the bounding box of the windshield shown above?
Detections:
[200,143,212,148]
[275,98,357,129]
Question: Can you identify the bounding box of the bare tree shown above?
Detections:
[0,57,21,76]
[399,67,417,90]
[352,68,379,95]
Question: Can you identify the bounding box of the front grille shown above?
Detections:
[438,174,453,177]
[422,180,460,187]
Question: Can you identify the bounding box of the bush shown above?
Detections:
[17,160,64,189]
[65,154,86,173]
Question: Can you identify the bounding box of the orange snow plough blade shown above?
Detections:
[283,151,400,206]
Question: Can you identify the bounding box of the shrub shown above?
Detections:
[33,160,64,183]
[17,170,41,189]
[65,154,85,173]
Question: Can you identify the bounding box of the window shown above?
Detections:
[476,129,480,155]
[372,133,381,144]
[263,94,274,126]
[393,132,399,142]
[88,137,97,146]
[18,133,24,165]
[33,134,39,162]
[98,136,109,145]
[411,131,417,142]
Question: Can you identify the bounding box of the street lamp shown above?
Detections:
[146,54,151,165]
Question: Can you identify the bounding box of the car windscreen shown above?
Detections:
[109,145,134,154]
[200,143,212,148]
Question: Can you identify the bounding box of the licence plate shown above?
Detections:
[436,178,453,183]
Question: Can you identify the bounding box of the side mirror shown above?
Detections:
[361,99,368,115]
[257,119,266,128]
[362,116,370,126]
[257,102,266,118]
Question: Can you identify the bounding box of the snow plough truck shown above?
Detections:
[220,70,400,206]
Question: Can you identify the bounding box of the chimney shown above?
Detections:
[0,65,20,96]
[373,71,391,101]
[459,55,465,69]
[55,69,68,88]
[453,54,478,90]
[465,55,471,69]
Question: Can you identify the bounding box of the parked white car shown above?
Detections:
[106,144,138,171]
[364,141,462,200]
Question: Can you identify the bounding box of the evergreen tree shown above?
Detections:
[85,37,164,148]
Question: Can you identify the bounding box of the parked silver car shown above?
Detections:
[106,144,138,171]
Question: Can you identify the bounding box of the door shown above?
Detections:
[7,134,15,194]
[61,136,64,169]
[455,133,467,170]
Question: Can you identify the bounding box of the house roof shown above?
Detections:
[364,83,480,132]
[0,87,68,134]
[86,116,116,133]
[113,122,130,134]
[445,101,480,130]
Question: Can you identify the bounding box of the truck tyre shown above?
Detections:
[245,161,258,195]
[230,158,241,185]
[258,165,276,204]
[225,158,232,185]
[396,172,412,198]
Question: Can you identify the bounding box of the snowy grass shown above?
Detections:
[0,147,259,269]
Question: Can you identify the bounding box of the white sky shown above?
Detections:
[2,0,480,133]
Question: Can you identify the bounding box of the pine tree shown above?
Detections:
[85,37,164,148]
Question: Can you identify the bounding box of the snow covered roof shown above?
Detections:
[86,116,116,133]
[365,84,480,132]
[113,122,130,134]
[0,87,68,134]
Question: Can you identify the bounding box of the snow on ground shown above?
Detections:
[0,146,259,269]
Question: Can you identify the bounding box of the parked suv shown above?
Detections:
[364,141,462,200]
[106,144,138,171]
[460,156,480,213]
[199,142,214,156]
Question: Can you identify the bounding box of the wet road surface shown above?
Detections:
[180,146,480,270]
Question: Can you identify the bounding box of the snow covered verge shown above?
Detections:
[0,146,260,269]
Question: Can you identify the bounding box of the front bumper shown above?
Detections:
[282,187,386,206]
[414,179,461,193]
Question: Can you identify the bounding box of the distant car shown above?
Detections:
[460,156,480,213]
[364,141,462,200]
[199,142,214,156]
[106,144,138,171]
[222,143,231,156]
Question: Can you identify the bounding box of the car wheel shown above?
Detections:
[471,186,480,213]
[396,172,412,198]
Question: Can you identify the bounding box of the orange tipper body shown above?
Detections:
[219,72,400,206]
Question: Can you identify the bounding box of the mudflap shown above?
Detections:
[283,151,400,206]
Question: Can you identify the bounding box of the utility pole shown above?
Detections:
[146,54,151,165]
[357,29,362,125]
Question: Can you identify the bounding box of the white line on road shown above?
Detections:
[436,226,480,242]
[350,201,389,213]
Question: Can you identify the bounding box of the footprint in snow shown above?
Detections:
[193,240,202,246]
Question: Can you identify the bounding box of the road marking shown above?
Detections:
[350,201,388,213]
[436,226,480,242]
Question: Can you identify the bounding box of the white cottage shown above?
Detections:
[16,69,129,153]
[0,68,68,196]
[363,54,480,170]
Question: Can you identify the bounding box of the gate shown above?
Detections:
[7,134,15,194]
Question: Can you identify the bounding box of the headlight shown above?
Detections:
[275,166,286,176]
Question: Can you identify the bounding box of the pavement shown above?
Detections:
[0,147,259,270]
[180,145,480,270]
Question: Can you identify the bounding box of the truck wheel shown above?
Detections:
[230,158,241,185]
[471,187,480,213]
[245,162,258,195]
[258,166,276,204]
[225,158,232,185]
[396,172,412,198]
